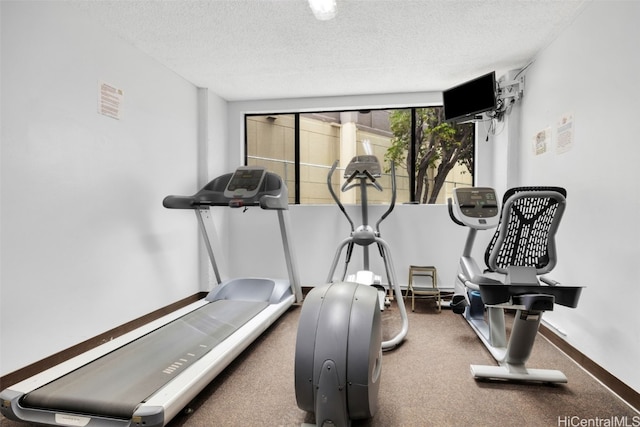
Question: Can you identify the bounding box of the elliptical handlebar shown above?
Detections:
[341,169,383,193]
[328,157,397,233]
[375,161,396,233]
[327,160,355,232]
[325,155,408,350]
[341,169,360,191]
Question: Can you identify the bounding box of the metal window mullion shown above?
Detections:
[294,113,301,204]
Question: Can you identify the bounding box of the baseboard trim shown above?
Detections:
[539,324,639,412]
[0,292,207,390]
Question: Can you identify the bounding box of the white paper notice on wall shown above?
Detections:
[533,127,551,155]
[98,81,124,120]
[556,113,574,154]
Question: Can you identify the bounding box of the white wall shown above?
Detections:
[1,2,200,375]
[512,1,640,392]
[221,203,472,290]
[198,89,229,289]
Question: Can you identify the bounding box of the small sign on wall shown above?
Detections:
[98,81,123,120]
[556,113,574,154]
[533,128,551,155]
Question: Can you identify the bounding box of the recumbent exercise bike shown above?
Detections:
[448,186,583,383]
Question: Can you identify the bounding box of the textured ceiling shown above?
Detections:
[71,0,589,101]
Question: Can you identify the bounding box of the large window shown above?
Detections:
[245,108,474,205]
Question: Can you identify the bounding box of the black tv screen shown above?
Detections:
[443,71,497,122]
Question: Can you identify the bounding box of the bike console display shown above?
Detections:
[452,187,500,229]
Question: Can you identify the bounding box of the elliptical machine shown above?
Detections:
[325,157,389,310]
[294,155,408,427]
[448,186,583,383]
[325,154,409,349]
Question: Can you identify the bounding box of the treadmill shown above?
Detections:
[1,166,302,427]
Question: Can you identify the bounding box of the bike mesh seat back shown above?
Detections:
[484,187,567,275]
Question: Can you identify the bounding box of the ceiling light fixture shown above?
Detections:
[308,0,337,21]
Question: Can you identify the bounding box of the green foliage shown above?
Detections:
[386,110,411,168]
[386,107,474,203]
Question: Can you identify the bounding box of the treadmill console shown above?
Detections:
[453,187,500,229]
[163,165,287,210]
[224,166,267,199]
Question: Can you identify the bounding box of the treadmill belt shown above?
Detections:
[22,299,269,419]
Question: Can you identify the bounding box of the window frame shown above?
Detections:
[244,107,475,205]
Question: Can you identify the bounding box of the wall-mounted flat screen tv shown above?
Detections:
[443,71,497,122]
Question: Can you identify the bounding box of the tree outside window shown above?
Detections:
[386,107,474,204]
